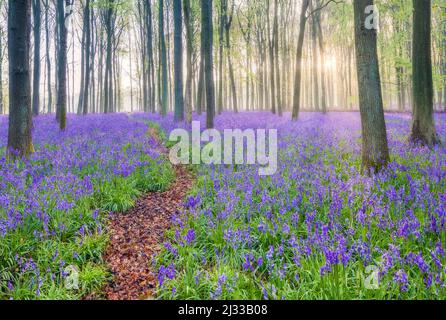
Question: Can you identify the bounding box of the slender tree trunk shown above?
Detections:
[98,31,104,113]
[166,5,173,112]
[90,12,96,113]
[217,0,225,114]
[44,0,52,114]
[273,0,281,115]
[410,0,440,146]
[196,54,204,115]
[104,2,114,114]
[173,0,184,121]
[32,0,41,116]
[56,0,70,130]
[184,0,193,123]
[394,19,405,112]
[8,0,33,157]
[129,21,134,113]
[311,3,320,112]
[145,0,155,112]
[137,2,147,111]
[201,0,215,128]
[354,0,390,173]
[82,0,91,114]
[291,0,309,120]
[315,7,327,113]
[225,1,237,113]
[77,6,86,114]
[267,0,276,114]
[159,0,168,116]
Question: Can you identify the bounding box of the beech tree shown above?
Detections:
[32,0,41,116]
[410,0,441,146]
[173,0,184,122]
[353,0,390,173]
[56,0,72,130]
[7,0,33,157]
[159,0,168,116]
[183,0,193,123]
[201,0,215,128]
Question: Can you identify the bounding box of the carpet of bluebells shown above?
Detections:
[1,112,445,300]
[0,114,173,299]
[151,112,446,300]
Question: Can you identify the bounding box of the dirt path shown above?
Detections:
[98,116,195,300]
[102,165,194,300]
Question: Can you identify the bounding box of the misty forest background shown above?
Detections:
[0,0,445,119]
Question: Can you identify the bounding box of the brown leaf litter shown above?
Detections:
[101,164,194,300]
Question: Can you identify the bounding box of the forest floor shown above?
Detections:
[102,165,194,300]
[101,120,195,300]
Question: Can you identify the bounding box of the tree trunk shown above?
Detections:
[77,5,86,114]
[291,0,309,120]
[159,0,168,116]
[56,0,69,130]
[201,0,215,128]
[311,3,320,112]
[82,0,91,115]
[184,0,193,123]
[173,0,184,121]
[315,6,327,113]
[217,0,224,114]
[267,0,276,114]
[44,0,52,114]
[32,0,41,116]
[273,0,281,116]
[8,0,33,157]
[225,1,237,113]
[354,0,390,173]
[410,0,440,146]
[145,0,155,112]
[196,54,204,115]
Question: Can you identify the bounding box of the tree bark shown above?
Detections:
[82,0,91,115]
[267,0,276,114]
[291,0,309,120]
[56,0,70,130]
[315,4,327,113]
[44,0,52,114]
[145,0,155,112]
[311,2,320,112]
[410,0,440,146]
[196,54,204,115]
[8,0,34,157]
[225,0,237,113]
[354,0,390,173]
[159,0,168,116]
[173,0,184,121]
[32,0,41,116]
[201,0,215,128]
[273,0,281,115]
[103,1,114,114]
[184,0,193,123]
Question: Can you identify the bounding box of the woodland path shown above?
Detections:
[102,116,194,300]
